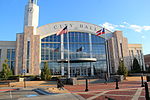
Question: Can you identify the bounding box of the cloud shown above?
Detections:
[129,25,143,32]
[101,22,150,32]
[119,25,125,28]
[141,35,145,39]
[101,22,118,31]
[123,21,129,25]
[143,26,150,30]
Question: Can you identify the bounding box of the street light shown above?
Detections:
[141,65,144,87]
[22,69,26,88]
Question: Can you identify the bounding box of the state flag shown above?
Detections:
[76,46,84,52]
[96,28,105,36]
[53,47,59,52]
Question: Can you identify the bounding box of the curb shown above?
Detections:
[33,88,58,95]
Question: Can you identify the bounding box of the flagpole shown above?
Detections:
[104,28,110,78]
[67,29,70,78]
[56,26,70,78]
[141,35,145,71]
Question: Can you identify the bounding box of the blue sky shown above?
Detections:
[0,0,150,54]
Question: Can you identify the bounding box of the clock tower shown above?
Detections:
[15,0,41,75]
[24,0,39,29]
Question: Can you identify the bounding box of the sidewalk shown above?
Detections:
[65,80,147,100]
[0,77,148,100]
[18,93,85,100]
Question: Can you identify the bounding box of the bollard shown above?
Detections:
[145,82,149,100]
[141,75,144,87]
[85,78,89,91]
[115,79,119,89]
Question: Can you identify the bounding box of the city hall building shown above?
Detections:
[0,0,145,77]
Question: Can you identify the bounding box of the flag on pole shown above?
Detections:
[53,47,59,52]
[76,46,84,52]
[96,28,105,36]
[56,26,68,36]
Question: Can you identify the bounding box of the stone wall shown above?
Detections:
[108,31,130,74]
[22,26,40,75]
[15,34,24,75]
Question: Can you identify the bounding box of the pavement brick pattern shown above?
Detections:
[65,81,149,100]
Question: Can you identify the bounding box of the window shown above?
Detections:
[7,49,16,70]
[27,41,30,59]
[41,32,107,75]
[26,41,30,73]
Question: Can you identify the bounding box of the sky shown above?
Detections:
[0,0,150,55]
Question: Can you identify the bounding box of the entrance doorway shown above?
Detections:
[70,66,91,77]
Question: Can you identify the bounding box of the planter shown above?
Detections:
[62,78,77,85]
[112,75,124,81]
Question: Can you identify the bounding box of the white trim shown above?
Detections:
[37,21,112,38]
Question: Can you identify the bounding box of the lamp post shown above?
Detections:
[141,66,144,87]
[23,69,26,88]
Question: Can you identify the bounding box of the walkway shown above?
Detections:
[0,77,148,100]
[65,81,147,100]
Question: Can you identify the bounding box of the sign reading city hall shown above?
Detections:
[53,23,97,31]
[37,21,110,37]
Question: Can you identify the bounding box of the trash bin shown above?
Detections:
[146,75,150,82]
[71,78,77,85]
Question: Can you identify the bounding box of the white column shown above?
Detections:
[61,34,64,76]
[80,66,82,76]
[89,34,94,76]
[86,67,88,76]
[90,62,94,76]
[61,62,64,76]
[75,67,77,76]
[67,32,70,78]
[105,40,110,77]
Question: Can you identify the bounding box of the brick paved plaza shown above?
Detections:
[0,77,149,100]
[65,80,148,100]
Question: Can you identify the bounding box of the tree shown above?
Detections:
[117,60,128,79]
[41,62,51,80]
[132,58,141,73]
[0,59,12,80]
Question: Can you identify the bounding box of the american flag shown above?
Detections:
[96,28,105,36]
[56,26,68,36]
